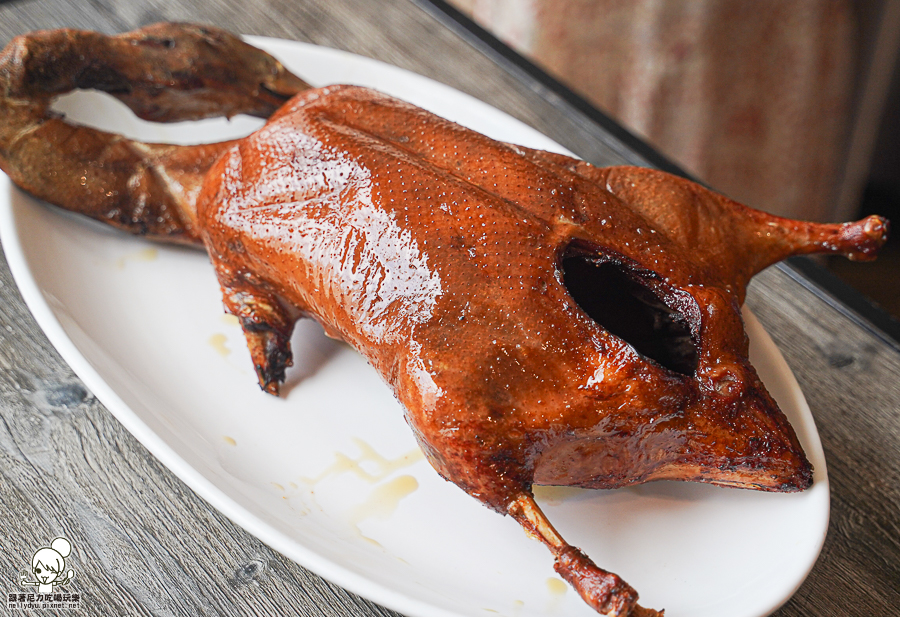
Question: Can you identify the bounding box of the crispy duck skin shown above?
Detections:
[0,24,890,617]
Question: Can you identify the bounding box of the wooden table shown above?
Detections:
[0,1,898,615]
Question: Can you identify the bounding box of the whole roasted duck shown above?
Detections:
[0,24,889,617]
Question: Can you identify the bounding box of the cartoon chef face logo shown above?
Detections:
[19,537,75,593]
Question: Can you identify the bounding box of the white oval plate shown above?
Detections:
[0,36,827,617]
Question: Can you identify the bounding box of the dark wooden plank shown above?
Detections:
[748,267,900,616]
[0,1,898,616]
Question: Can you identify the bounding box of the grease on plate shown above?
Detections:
[208,333,230,356]
[351,474,419,545]
[300,437,424,484]
[546,578,566,595]
[116,246,158,268]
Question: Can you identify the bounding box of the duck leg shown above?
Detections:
[210,253,299,395]
[593,165,888,294]
[508,493,662,617]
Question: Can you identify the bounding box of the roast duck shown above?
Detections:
[0,23,889,616]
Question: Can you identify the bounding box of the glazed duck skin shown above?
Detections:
[0,24,890,617]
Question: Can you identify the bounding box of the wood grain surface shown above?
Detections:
[0,1,898,616]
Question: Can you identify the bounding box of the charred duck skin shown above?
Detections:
[0,24,889,617]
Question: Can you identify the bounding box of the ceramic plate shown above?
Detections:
[0,37,828,617]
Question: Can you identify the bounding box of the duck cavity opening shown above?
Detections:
[561,250,699,376]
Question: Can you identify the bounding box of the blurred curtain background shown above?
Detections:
[449,0,900,315]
